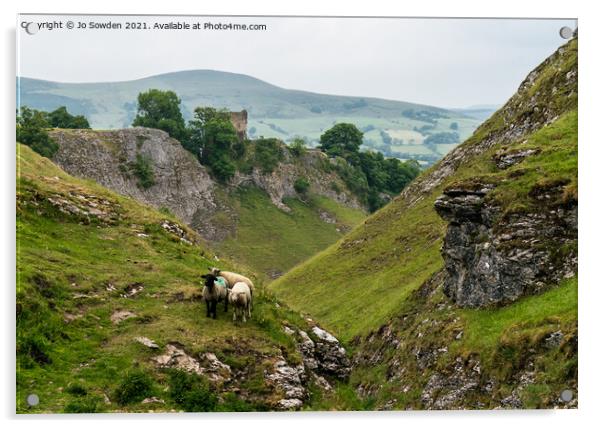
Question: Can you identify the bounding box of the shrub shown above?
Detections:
[66,383,88,396]
[168,370,217,412]
[130,154,155,189]
[63,396,102,413]
[16,106,58,158]
[289,138,307,157]
[114,369,155,405]
[254,138,284,174]
[294,177,310,194]
[210,157,236,182]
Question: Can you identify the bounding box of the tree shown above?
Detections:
[132,90,187,142]
[48,106,90,129]
[318,123,363,165]
[16,107,58,158]
[289,138,307,157]
[186,106,239,181]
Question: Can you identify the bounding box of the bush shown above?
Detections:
[254,138,283,174]
[130,154,155,189]
[48,106,90,129]
[63,396,102,413]
[114,369,155,405]
[294,177,310,194]
[289,138,307,157]
[16,106,58,158]
[168,370,217,412]
[210,156,236,182]
[65,383,88,396]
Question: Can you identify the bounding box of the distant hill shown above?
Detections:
[17,70,483,166]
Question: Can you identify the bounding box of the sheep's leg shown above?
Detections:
[212,301,217,319]
[233,309,237,322]
[242,311,246,323]
[247,304,251,319]
[206,301,210,318]
[224,296,228,313]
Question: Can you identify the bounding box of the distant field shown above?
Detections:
[19,70,484,164]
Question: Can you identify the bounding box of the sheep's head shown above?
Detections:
[209,267,221,276]
[201,273,217,289]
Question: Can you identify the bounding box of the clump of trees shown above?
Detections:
[132,89,188,143]
[16,106,91,158]
[129,90,420,211]
[319,123,421,211]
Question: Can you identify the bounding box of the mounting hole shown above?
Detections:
[26,394,39,406]
[559,26,574,39]
[560,389,574,402]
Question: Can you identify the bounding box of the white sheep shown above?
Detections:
[228,282,252,323]
[201,273,229,319]
[209,267,255,297]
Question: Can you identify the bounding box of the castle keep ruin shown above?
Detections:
[229,110,248,140]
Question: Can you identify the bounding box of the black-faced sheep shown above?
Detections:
[201,273,229,319]
[228,282,252,323]
[209,267,255,297]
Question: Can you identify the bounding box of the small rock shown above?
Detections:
[110,310,136,324]
[142,397,165,404]
[135,336,159,349]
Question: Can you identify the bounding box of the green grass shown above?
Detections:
[456,276,577,361]
[15,144,333,413]
[270,39,578,344]
[215,187,366,279]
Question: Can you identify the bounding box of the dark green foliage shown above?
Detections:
[63,396,102,413]
[319,124,420,211]
[218,392,263,412]
[130,154,155,189]
[254,138,284,173]
[424,132,459,146]
[188,106,240,181]
[289,138,307,157]
[168,370,217,412]
[132,89,188,143]
[113,369,155,405]
[294,177,310,194]
[48,106,90,129]
[16,106,58,158]
[319,123,363,165]
[65,383,88,396]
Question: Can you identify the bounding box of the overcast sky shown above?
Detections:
[17,15,575,108]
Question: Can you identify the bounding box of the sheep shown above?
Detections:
[201,273,229,319]
[209,267,255,297]
[228,282,252,323]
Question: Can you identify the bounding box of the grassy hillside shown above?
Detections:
[16,144,358,413]
[269,38,578,343]
[18,71,482,165]
[215,188,365,279]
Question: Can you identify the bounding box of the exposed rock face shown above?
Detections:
[265,357,306,410]
[50,128,363,241]
[434,183,577,307]
[152,343,232,384]
[397,41,577,205]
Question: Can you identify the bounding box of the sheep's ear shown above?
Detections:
[201,274,207,279]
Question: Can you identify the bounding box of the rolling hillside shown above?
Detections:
[269,38,578,409]
[18,70,483,165]
[16,144,358,413]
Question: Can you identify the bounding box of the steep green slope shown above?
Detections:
[270,38,578,343]
[18,70,482,164]
[269,37,578,410]
[215,188,365,278]
[16,144,353,413]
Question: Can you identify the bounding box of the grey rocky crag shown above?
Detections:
[434,181,577,308]
[50,127,363,241]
